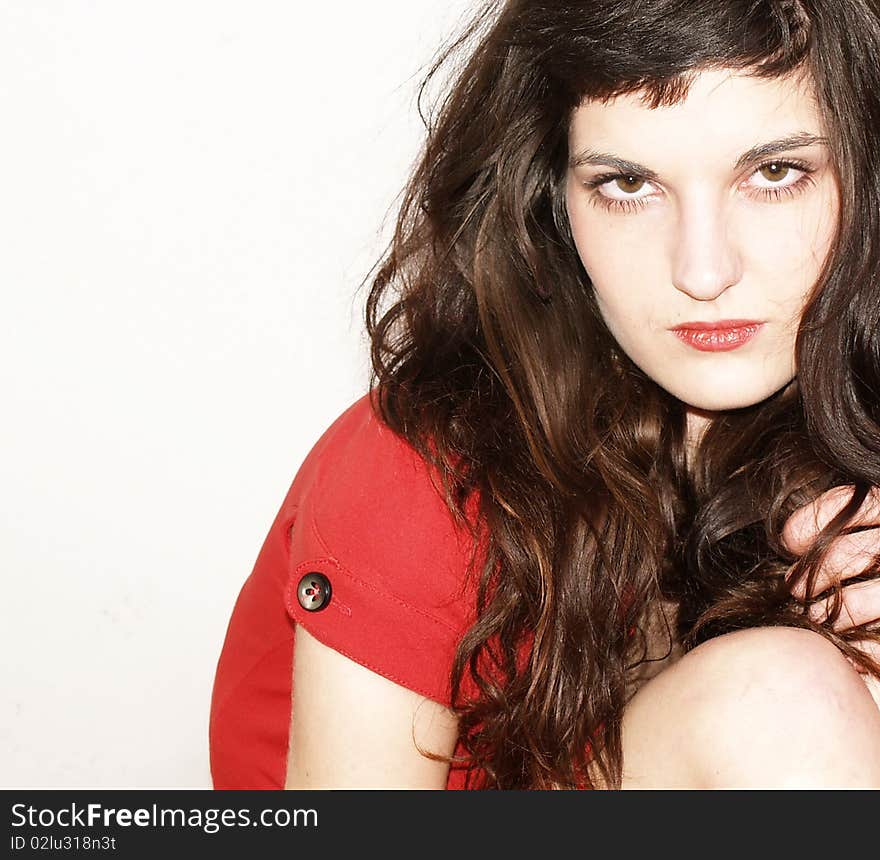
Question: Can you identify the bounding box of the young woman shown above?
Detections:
[210,0,880,789]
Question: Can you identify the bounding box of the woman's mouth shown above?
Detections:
[670,320,763,352]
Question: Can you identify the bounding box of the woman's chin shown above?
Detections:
[663,380,794,413]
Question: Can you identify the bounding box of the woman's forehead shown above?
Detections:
[568,67,824,160]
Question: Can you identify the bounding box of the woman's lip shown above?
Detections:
[671,321,763,352]
[670,319,763,331]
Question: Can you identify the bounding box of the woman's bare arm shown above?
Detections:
[284,625,460,789]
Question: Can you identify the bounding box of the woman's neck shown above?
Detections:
[684,408,713,469]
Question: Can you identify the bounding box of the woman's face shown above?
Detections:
[565,67,840,419]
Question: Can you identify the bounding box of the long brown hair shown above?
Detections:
[364,0,880,789]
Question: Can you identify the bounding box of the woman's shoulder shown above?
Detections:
[280,390,484,704]
[289,390,479,568]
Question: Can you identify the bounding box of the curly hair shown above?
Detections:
[364,0,880,789]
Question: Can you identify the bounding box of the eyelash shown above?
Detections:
[584,159,817,214]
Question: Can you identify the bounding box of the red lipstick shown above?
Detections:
[670,319,763,352]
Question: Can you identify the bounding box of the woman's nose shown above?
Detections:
[670,198,742,301]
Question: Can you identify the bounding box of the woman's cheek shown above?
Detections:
[572,221,657,294]
[740,180,839,286]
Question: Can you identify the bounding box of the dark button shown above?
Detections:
[296,572,332,612]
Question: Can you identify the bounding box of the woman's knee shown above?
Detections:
[620,626,880,788]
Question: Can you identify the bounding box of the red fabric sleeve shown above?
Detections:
[209,392,485,789]
[284,392,482,706]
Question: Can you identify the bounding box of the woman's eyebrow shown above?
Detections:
[732,132,829,168]
[568,132,829,175]
[568,150,660,180]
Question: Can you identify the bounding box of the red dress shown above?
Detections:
[209,392,486,789]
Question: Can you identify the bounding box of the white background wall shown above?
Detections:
[1,0,475,788]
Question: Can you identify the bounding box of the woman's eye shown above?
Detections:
[747,161,805,189]
[613,176,646,194]
[598,175,653,200]
[760,163,791,182]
